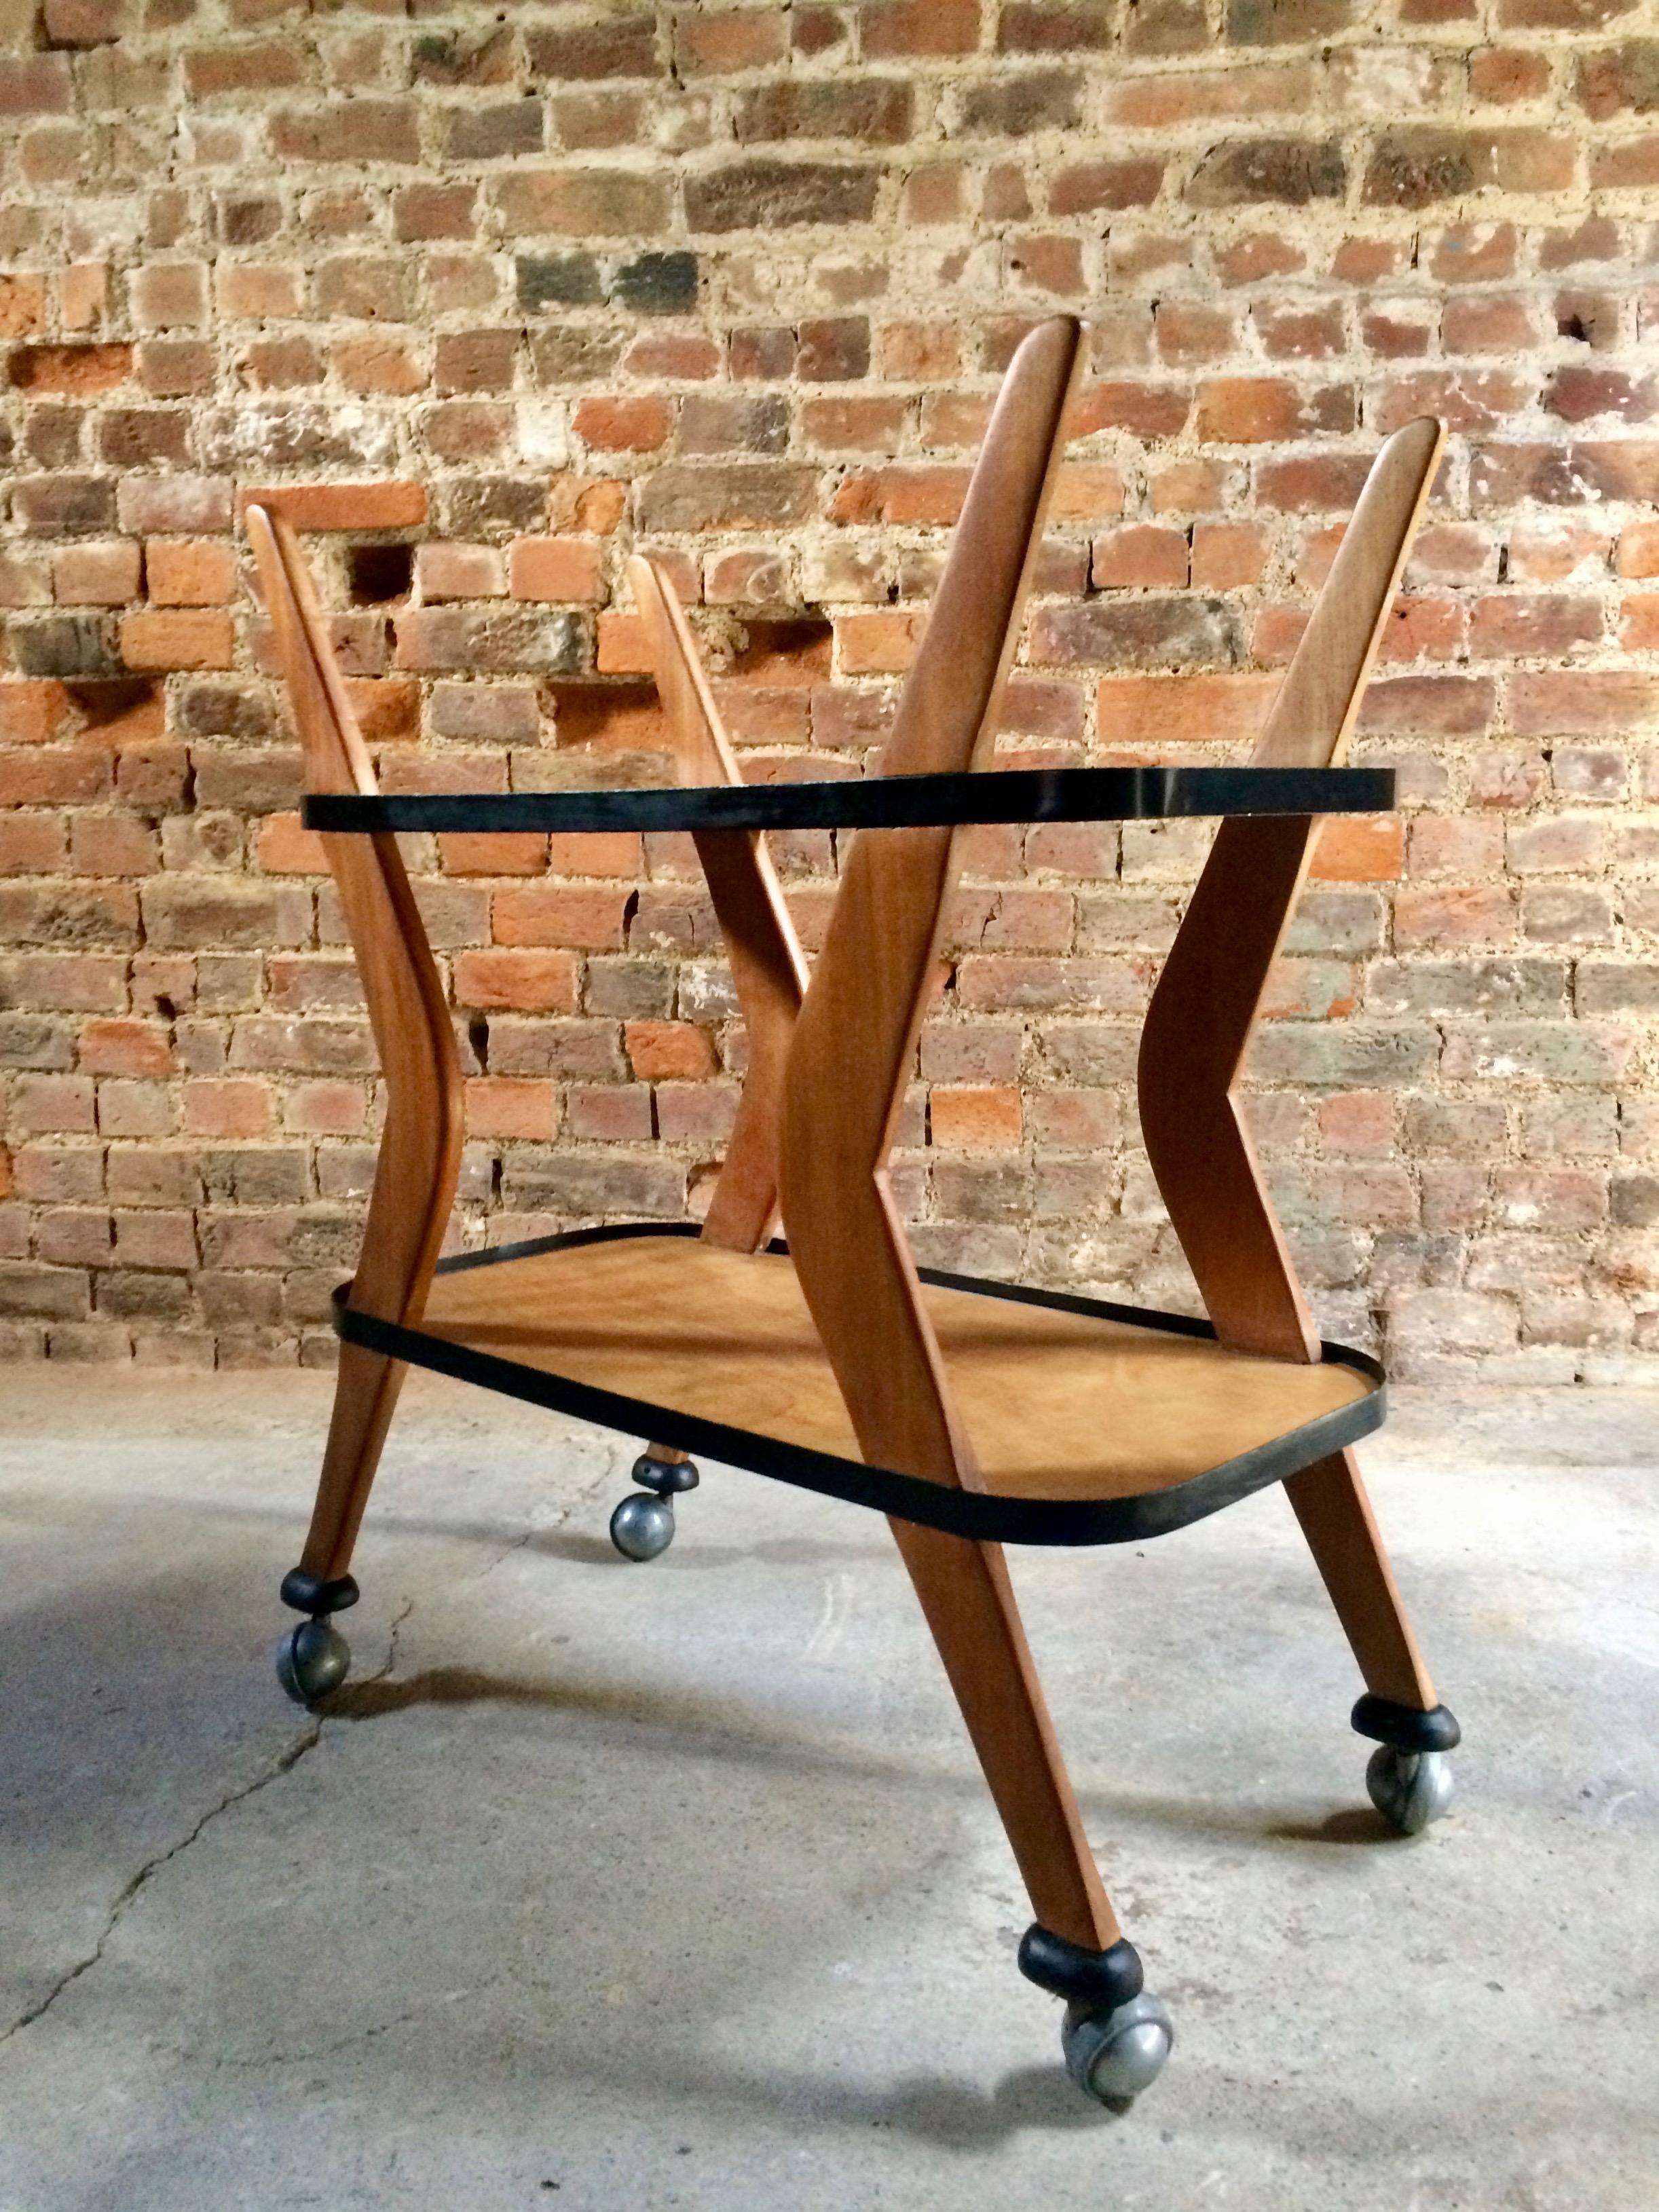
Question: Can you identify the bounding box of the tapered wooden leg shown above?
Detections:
[1283,1446,1438,1710]
[291,1080,463,1588]
[299,1339,411,1584]
[889,1520,1119,1954]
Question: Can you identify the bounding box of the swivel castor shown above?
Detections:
[274,1567,359,1707]
[1062,1991,1175,2105]
[1352,1695,1459,1836]
[276,1616,351,1706]
[610,1452,698,1561]
[1018,1925,1172,2106]
[1366,1745,1453,1835]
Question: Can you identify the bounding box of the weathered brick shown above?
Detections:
[269,101,420,165]
[1363,128,1576,208]
[1029,597,1238,669]
[494,169,671,239]
[393,607,585,674]
[1188,138,1346,206]
[684,162,881,232]
[524,14,658,79]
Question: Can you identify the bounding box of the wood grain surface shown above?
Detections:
[250,505,464,1581]
[627,553,809,1254]
[1133,418,1447,1712]
[422,1235,1373,1498]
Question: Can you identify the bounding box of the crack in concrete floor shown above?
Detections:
[0,1444,620,2047]
[0,1720,324,2048]
[0,1592,436,2052]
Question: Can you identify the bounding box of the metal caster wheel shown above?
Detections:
[1062,1991,1174,2105]
[610,1491,675,1561]
[1366,1744,1453,1835]
[610,1452,697,1560]
[276,1617,351,1706]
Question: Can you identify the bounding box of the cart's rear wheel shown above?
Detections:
[610,1491,676,1561]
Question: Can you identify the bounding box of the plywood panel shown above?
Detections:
[422,1237,1371,1503]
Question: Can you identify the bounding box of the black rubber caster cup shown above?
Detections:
[1352,1695,1459,1835]
[274,1569,359,1707]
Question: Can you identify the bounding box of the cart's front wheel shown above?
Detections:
[1366,1745,1453,1835]
[276,1617,351,1706]
[1062,1991,1174,2105]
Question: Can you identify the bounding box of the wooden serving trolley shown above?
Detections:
[248,316,1459,2106]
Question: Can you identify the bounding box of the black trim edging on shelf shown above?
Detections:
[333,1222,1387,1550]
[303,764,1395,838]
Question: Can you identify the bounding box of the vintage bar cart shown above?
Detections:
[248,316,1459,2106]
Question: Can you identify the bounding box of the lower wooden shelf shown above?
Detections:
[336,1224,1384,1548]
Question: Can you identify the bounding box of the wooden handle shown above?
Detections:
[626,553,810,1252]
[1136,417,1445,1360]
[779,316,1085,1489]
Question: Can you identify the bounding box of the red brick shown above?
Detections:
[53,542,143,605]
[625,1021,718,1081]
[1089,526,1190,590]
[119,612,234,672]
[69,815,157,876]
[572,396,671,453]
[182,1080,274,1138]
[464,1078,561,1141]
[452,950,580,1014]
[1468,594,1604,658]
[495,168,671,239]
[8,343,131,395]
[836,612,922,675]
[1191,521,1270,587]
[185,41,305,97]
[0,275,48,339]
[438,834,547,878]
[1510,672,1659,735]
[1096,673,1278,749]
[238,482,428,530]
[491,885,631,950]
[255,814,329,876]
[79,1020,172,1079]
[0,749,111,805]
[508,538,606,603]
[0,816,67,874]
[415,543,504,602]
[146,540,236,605]
[1311,816,1404,882]
[1197,377,1355,442]
[677,9,789,73]
[860,0,980,58]
[1048,158,1165,215]
[0,55,74,115]
[269,100,420,165]
[930,1087,1023,1148]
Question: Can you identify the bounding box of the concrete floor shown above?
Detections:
[0,1372,1654,2212]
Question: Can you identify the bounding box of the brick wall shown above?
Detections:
[1,0,1656,1381]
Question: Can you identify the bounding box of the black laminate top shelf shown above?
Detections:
[303,764,1394,837]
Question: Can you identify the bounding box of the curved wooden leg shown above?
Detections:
[1283,1446,1438,1710]
[294,1089,463,1586]
[299,1341,411,1583]
[889,1520,1119,1954]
